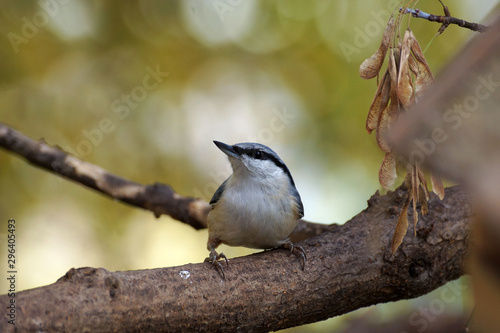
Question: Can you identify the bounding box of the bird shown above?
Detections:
[205,140,305,279]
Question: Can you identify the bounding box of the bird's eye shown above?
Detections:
[254,151,263,159]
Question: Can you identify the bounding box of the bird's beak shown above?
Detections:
[213,141,240,158]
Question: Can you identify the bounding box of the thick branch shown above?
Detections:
[0,186,471,332]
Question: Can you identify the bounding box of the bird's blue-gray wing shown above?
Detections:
[209,178,229,205]
[291,185,304,218]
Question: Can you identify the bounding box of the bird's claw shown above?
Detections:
[283,242,307,270]
[205,250,229,279]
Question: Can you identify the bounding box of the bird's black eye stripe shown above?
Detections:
[239,148,295,184]
[242,148,268,160]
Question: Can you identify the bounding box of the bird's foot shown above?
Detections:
[205,249,229,279]
[282,241,307,270]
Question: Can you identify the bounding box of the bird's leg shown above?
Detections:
[205,239,229,279]
[282,241,307,270]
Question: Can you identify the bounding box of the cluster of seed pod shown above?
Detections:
[360,17,445,253]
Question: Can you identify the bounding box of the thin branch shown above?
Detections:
[0,186,472,332]
[0,122,209,228]
[400,8,489,33]
[0,122,328,238]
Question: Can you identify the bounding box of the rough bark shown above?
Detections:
[0,186,471,332]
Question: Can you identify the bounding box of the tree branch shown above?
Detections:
[401,8,489,33]
[0,185,471,332]
[0,122,208,229]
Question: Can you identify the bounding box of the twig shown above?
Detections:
[401,8,489,33]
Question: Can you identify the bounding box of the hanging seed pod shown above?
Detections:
[376,106,391,153]
[418,167,430,202]
[419,184,429,215]
[388,47,399,96]
[360,8,445,253]
[397,30,414,107]
[431,173,445,200]
[408,53,419,76]
[379,152,397,189]
[360,18,395,79]
[366,70,391,133]
[391,199,409,253]
[410,31,435,99]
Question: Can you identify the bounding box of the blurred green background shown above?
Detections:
[0,0,495,331]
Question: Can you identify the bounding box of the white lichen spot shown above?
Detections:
[179,270,191,279]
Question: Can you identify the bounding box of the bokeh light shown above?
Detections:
[0,0,495,331]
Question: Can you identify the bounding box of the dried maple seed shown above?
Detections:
[376,106,392,153]
[397,30,414,107]
[366,70,391,133]
[408,54,419,76]
[410,31,435,99]
[391,199,409,254]
[379,152,397,189]
[431,173,445,200]
[419,185,429,215]
[388,48,399,97]
[360,18,395,80]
